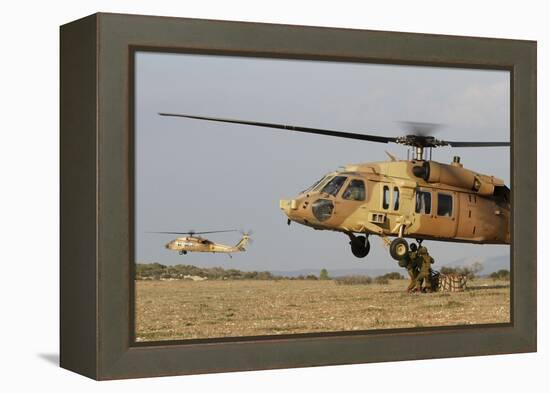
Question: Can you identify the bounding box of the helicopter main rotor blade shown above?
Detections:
[160,112,510,149]
[441,141,510,147]
[193,230,239,234]
[149,230,238,235]
[159,112,397,144]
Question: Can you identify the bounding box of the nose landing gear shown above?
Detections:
[389,238,409,260]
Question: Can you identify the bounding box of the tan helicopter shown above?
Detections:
[159,113,510,261]
[155,230,251,257]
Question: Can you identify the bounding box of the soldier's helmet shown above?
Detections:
[410,243,418,252]
[418,246,428,255]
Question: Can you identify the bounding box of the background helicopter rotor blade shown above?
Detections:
[149,229,239,235]
[159,112,397,144]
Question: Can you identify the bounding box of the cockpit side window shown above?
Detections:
[321,176,347,196]
[342,179,366,201]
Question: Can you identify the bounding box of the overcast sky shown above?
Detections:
[134,51,510,273]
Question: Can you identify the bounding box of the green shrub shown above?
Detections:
[379,272,403,280]
[334,275,372,285]
[440,262,483,280]
[374,276,389,285]
[489,269,510,281]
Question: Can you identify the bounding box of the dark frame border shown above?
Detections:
[127,46,513,347]
[60,12,536,380]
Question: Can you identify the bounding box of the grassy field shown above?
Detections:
[135,278,510,342]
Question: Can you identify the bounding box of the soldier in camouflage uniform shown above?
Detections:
[415,246,435,292]
[403,243,420,292]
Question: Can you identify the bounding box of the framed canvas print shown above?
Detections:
[60,12,537,380]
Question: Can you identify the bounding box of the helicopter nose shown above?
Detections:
[279,199,298,217]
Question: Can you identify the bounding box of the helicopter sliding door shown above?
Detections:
[412,188,457,239]
[433,191,458,238]
[412,188,434,236]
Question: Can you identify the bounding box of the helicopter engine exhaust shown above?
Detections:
[412,160,499,196]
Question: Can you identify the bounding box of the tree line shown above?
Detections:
[136,263,509,282]
[136,263,281,280]
[135,263,405,282]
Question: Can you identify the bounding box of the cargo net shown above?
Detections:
[430,270,468,292]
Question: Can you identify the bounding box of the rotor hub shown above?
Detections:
[395,135,446,149]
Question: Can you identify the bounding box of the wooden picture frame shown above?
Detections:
[60,12,536,380]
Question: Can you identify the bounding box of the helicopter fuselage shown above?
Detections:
[280,159,510,246]
[165,235,250,254]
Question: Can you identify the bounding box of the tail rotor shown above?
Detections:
[236,230,253,250]
[240,229,253,244]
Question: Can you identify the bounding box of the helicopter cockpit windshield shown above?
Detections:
[301,175,334,194]
[320,176,347,196]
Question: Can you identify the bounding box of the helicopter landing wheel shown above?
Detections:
[390,238,409,261]
[349,235,370,258]
[179,250,187,255]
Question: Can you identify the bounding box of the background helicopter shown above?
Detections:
[152,229,252,257]
[159,112,510,261]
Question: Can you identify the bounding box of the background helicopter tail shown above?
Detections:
[235,231,252,251]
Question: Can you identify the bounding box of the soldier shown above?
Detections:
[402,243,420,292]
[414,246,435,292]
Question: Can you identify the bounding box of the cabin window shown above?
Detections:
[321,176,347,196]
[415,190,431,214]
[393,187,400,210]
[382,185,390,209]
[342,179,366,201]
[437,193,453,217]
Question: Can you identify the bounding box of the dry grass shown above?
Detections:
[135,278,510,342]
